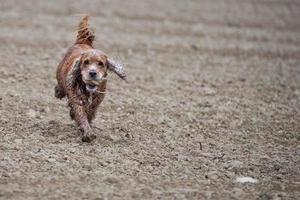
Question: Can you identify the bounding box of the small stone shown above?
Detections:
[47,158,56,163]
[69,148,76,153]
[225,160,243,169]
[206,171,219,180]
[235,176,258,183]
[57,135,65,140]
[108,134,121,142]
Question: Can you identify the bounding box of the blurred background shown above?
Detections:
[0,0,299,199]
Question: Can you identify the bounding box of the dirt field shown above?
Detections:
[0,0,300,199]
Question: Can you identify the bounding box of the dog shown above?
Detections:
[55,16,127,142]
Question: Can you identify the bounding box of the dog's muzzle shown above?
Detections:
[85,77,106,93]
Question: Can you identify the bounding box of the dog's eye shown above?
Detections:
[98,61,103,66]
[84,60,90,65]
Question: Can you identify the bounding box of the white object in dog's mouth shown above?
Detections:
[86,83,97,92]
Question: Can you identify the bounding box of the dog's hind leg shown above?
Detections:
[55,85,66,99]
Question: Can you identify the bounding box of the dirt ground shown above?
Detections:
[0,0,300,199]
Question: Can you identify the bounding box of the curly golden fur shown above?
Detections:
[55,16,127,142]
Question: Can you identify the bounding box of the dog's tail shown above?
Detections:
[75,16,95,46]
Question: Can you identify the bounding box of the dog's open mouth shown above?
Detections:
[85,79,106,93]
[86,83,97,92]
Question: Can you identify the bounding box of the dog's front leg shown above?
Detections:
[87,81,107,123]
[71,103,96,142]
[67,91,96,142]
[87,93,105,123]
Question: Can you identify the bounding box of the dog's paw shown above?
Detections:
[82,131,96,143]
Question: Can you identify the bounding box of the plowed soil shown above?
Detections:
[0,0,300,199]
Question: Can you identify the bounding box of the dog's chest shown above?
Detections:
[76,88,96,106]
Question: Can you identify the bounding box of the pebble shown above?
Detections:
[108,134,121,142]
[69,148,76,153]
[235,176,258,183]
[47,158,56,163]
[224,160,243,169]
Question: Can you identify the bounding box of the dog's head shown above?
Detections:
[68,49,127,92]
[79,50,108,92]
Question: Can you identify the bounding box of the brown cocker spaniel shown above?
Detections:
[55,16,126,142]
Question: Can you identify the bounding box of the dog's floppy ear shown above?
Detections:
[107,59,127,81]
[67,57,82,88]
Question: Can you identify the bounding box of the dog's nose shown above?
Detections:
[89,70,97,78]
